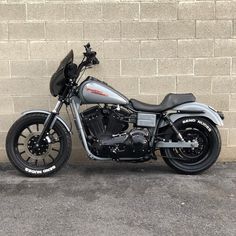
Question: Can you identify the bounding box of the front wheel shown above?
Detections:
[6,113,72,177]
[161,117,221,174]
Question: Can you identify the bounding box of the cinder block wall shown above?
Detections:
[0,0,235,163]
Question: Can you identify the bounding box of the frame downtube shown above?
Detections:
[70,96,110,161]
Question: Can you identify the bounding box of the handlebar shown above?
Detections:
[74,43,99,80]
[83,43,99,65]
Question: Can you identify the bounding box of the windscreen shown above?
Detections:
[50,50,74,97]
[56,50,74,72]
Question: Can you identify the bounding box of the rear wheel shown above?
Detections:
[161,117,221,174]
[6,113,72,177]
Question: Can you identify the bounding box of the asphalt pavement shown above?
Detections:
[0,161,235,236]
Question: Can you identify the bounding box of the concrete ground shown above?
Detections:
[0,162,235,236]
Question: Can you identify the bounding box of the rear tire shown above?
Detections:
[6,113,72,177]
[161,117,221,174]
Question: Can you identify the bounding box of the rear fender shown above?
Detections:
[22,110,71,133]
[160,102,224,128]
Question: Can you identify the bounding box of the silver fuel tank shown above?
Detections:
[79,77,129,105]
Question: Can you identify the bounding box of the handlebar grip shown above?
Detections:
[92,57,99,65]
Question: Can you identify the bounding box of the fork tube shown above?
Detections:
[52,101,63,114]
[36,101,63,145]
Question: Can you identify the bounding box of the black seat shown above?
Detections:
[130,93,196,113]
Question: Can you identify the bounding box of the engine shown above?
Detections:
[81,106,150,159]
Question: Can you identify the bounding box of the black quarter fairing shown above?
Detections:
[50,50,76,97]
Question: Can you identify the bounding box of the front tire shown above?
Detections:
[6,113,72,177]
[161,117,221,174]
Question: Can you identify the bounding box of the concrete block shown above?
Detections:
[0,78,49,96]
[30,42,67,59]
[158,58,193,75]
[195,58,230,76]
[178,39,213,58]
[141,40,177,58]
[219,128,228,146]
[229,94,236,111]
[84,23,120,40]
[121,22,157,39]
[216,1,236,19]
[0,23,7,40]
[223,112,236,128]
[196,20,232,39]
[0,42,28,60]
[212,77,231,94]
[234,20,236,36]
[121,59,157,76]
[159,20,195,39]
[13,96,50,112]
[0,132,7,149]
[0,114,14,132]
[0,4,25,20]
[197,94,229,112]
[233,58,236,74]
[177,76,211,94]
[104,41,139,59]
[102,3,139,21]
[27,3,64,21]
[215,39,236,57]
[178,2,214,20]
[65,3,102,21]
[0,96,13,114]
[140,3,177,21]
[46,23,83,40]
[0,61,9,77]
[228,128,236,146]
[140,76,176,95]
[9,23,45,40]
[220,146,236,161]
[0,149,9,162]
[11,60,47,78]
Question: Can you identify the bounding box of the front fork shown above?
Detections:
[36,101,63,145]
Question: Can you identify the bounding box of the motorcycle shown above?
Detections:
[6,43,224,177]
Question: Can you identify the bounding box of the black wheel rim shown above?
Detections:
[14,122,62,168]
[177,128,209,160]
[168,126,211,166]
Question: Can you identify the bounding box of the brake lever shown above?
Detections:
[85,42,90,49]
[84,43,91,53]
